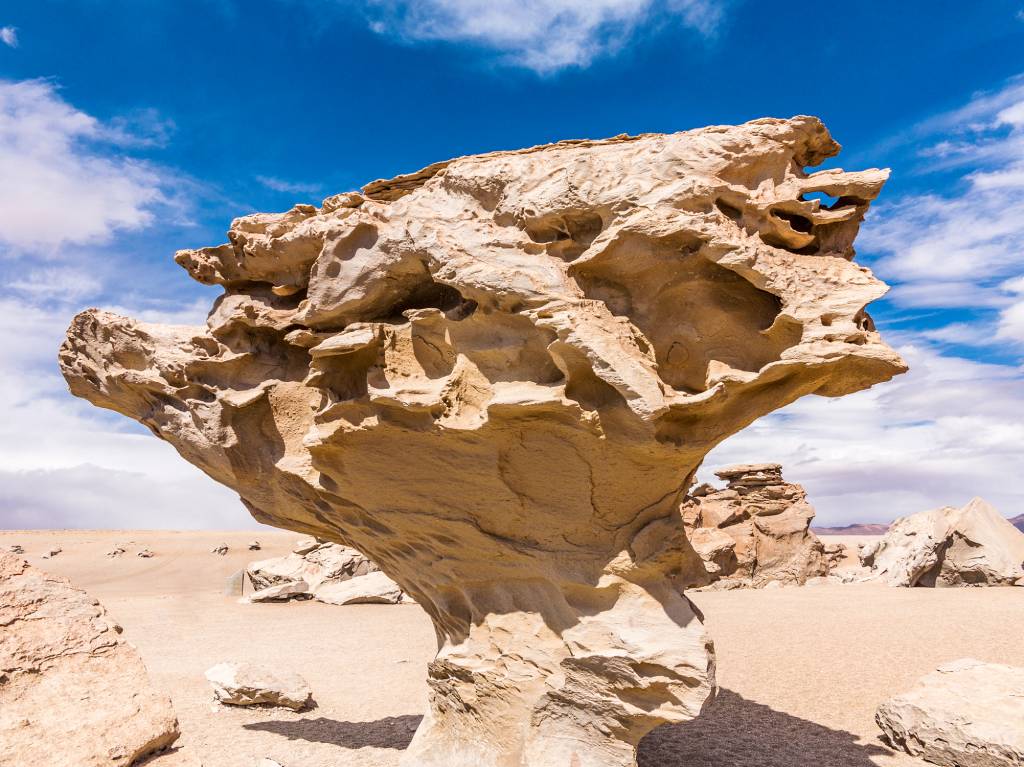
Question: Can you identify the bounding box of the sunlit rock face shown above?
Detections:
[60,117,905,767]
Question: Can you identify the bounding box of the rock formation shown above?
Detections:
[205,662,312,711]
[860,497,1024,587]
[876,658,1024,766]
[681,464,829,588]
[0,554,179,766]
[60,116,905,767]
[247,540,378,592]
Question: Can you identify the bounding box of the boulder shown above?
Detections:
[211,543,229,555]
[292,537,319,555]
[8,544,23,554]
[106,545,126,558]
[205,662,311,711]
[137,549,154,558]
[248,540,262,550]
[60,116,905,767]
[876,658,1024,766]
[246,542,378,596]
[681,464,829,588]
[860,498,1024,587]
[41,547,62,559]
[314,571,404,605]
[823,542,847,570]
[0,554,179,766]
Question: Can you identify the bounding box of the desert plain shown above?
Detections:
[3,528,1021,767]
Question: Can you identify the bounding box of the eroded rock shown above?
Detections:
[860,497,1024,587]
[246,541,378,596]
[205,662,312,711]
[876,658,1024,766]
[682,464,829,588]
[0,554,179,766]
[60,117,905,767]
[313,570,404,604]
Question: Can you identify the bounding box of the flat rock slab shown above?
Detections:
[0,553,179,767]
[876,658,1024,766]
[313,570,403,605]
[205,661,312,711]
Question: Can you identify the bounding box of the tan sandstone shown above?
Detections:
[0,554,179,767]
[860,497,1024,587]
[682,463,829,588]
[59,116,905,767]
[876,658,1024,766]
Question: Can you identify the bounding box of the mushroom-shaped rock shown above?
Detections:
[60,117,905,767]
[205,662,312,711]
[0,554,180,765]
[876,658,1024,766]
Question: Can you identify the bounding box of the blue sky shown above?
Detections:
[1,0,1023,528]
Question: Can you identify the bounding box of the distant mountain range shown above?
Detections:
[815,515,1024,535]
[812,523,891,535]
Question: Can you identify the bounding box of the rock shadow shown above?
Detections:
[243,713,423,750]
[638,688,892,767]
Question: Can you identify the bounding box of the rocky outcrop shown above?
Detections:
[681,464,829,588]
[246,541,378,593]
[860,498,1024,587]
[876,658,1024,766]
[60,117,904,767]
[0,554,179,766]
[205,662,312,711]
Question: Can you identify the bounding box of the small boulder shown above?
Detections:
[211,543,229,556]
[205,662,312,711]
[137,548,155,558]
[876,658,1024,766]
[106,545,127,558]
[248,540,262,551]
[8,544,24,554]
[41,547,62,559]
[314,571,404,605]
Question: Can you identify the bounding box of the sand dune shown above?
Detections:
[3,530,1022,767]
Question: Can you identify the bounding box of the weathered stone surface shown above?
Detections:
[243,579,312,603]
[205,662,312,711]
[314,571,404,604]
[860,498,1024,587]
[876,658,1024,766]
[0,554,179,766]
[247,542,378,595]
[681,464,829,588]
[60,117,904,766]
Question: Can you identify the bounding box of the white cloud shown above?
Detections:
[702,343,1024,525]
[255,174,323,195]
[361,0,722,73]
[860,75,1024,348]
[0,27,16,48]
[0,79,178,256]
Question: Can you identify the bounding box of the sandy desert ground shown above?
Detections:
[3,529,1022,767]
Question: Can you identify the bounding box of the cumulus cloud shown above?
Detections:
[361,0,723,73]
[860,75,1024,345]
[0,79,180,256]
[0,27,16,48]
[702,343,1024,524]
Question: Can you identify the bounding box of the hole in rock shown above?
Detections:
[771,209,813,233]
[524,211,604,261]
[800,191,839,208]
[714,199,743,221]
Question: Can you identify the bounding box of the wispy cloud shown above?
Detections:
[360,0,723,74]
[860,74,1024,348]
[0,27,16,48]
[255,174,323,195]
